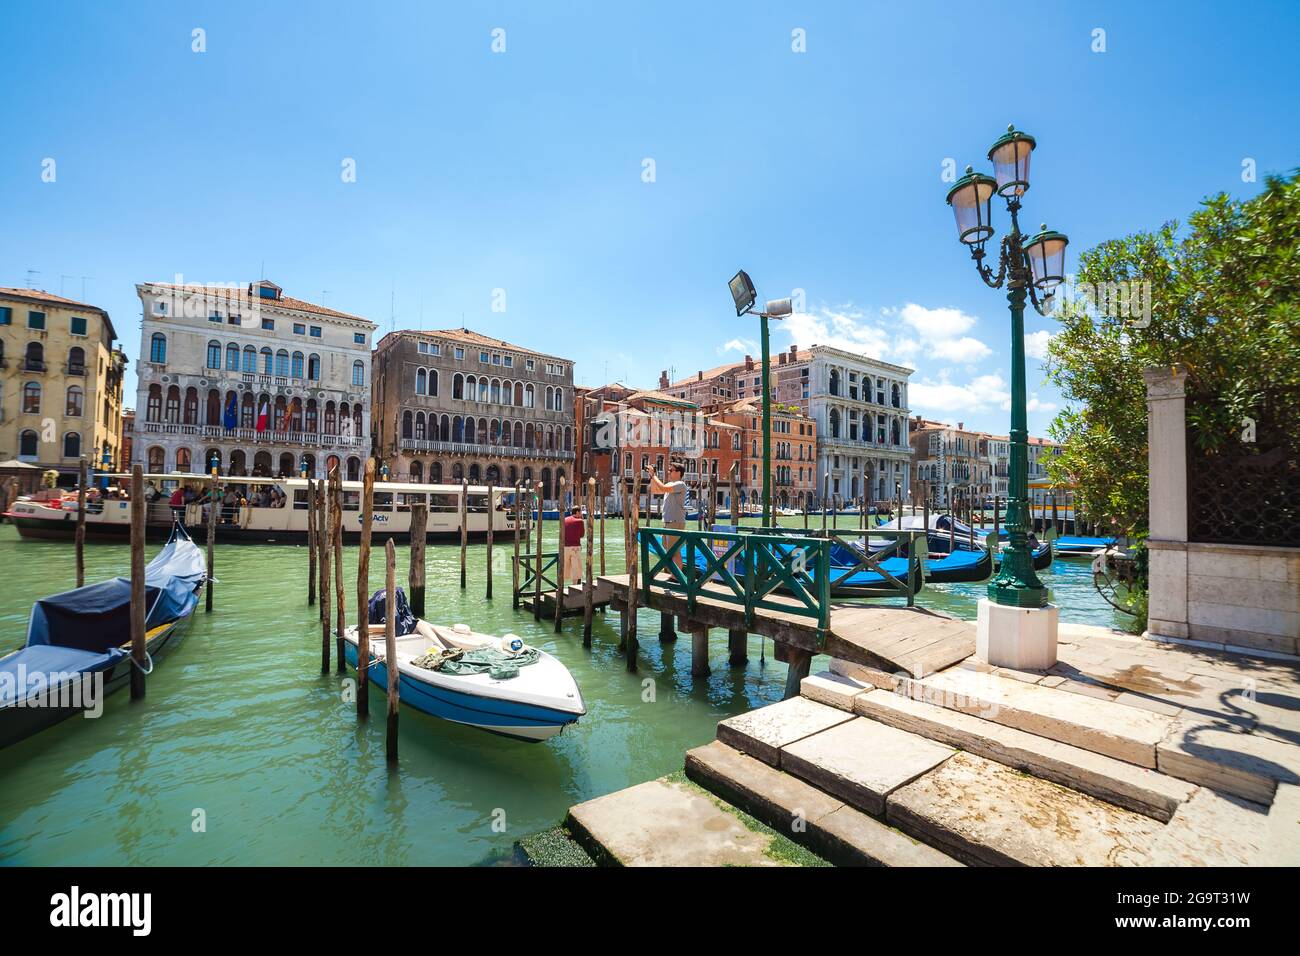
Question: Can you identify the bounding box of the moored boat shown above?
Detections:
[343,612,584,743]
[0,520,206,750]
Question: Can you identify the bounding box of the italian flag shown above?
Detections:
[255,400,270,433]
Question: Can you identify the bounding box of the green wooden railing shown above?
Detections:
[517,552,560,603]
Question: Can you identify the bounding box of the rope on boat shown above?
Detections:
[130,650,155,675]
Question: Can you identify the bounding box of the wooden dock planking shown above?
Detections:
[600,574,974,677]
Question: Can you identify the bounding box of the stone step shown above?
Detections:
[1157,718,1300,806]
[685,740,962,867]
[565,776,814,867]
[716,695,855,766]
[906,667,1177,768]
[848,686,1196,822]
[884,751,1166,866]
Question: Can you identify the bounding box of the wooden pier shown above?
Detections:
[599,572,974,684]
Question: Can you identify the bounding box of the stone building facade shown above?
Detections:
[132,279,376,480]
[371,328,575,500]
[1,287,127,478]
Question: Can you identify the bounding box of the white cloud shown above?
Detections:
[783,306,893,359]
[894,303,992,363]
[1024,330,1053,360]
[932,336,994,363]
[910,372,1010,415]
[718,337,758,356]
[999,392,1059,414]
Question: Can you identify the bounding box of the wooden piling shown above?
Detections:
[554,476,567,633]
[729,464,739,527]
[459,477,468,590]
[993,495,1001,542]
[922,494,930,555]
[206,471,217,612]
[1052,495,1061,539]
[129,464,146,701]
[331,466,346,673]
[409,501,428,617]
[821,472,829,535]
[318,482,331,673]
[384,537,399,763]
[690,626,710,677]
[356,457,375,717]
[512,481,522,608]
[626,471,642,671]
[307,476,317,606]
[783,646,812,700]
[598,481,606,576]
[75,457,86,588]
[583,478,595,647]
[485,481,495,599]
[532,481,544,620]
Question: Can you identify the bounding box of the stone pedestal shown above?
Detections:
[976,598,1059,669]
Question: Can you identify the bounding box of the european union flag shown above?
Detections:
[223,393,238,431]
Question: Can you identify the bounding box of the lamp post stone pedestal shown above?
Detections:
[976,599,1059,669]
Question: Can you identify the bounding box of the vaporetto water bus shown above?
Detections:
[3,473,518,545]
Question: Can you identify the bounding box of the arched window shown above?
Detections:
[564,426,572,451]
[307,354,320,380]
[207,389,222,425]
[243,345,257,372]
[524,384,535,408]
[555,388,563,412]
[466,374,477,400]
[829,369,840,396]
[324,401,337,435]
[453,373,464,400]
[514,382,523,405]
[207,340,222,369]
[352,404,362,437]
[410,460,423,482]
[183,387,198,424]
[465,417,476,443]
[415,411,426,440]
[241,392,256,429]
[165,385,181,423]
[513,421,523,446]
[452,462,464,482]
[415,368,426,395]
[525,422,535,448]
[429,461,442,483]
[500,420,512,446]
[306,399,319,434]
[891,383,901,408]
[402,410,413,439]
[226,343,240,370]
[427,369,438,397]
[347,458,361,481]
[477,378,488,402]
[490,379,501,404]
[150,333,167,364]
[891,419,901,446]
[829,408,841,439]
[148,446,165,472]
[440,415,450,441]
[545,386,554,411]
[275,350,290,376]
[291,351,304,378]
[352,361,365,387]
[261,347,273,374]
[19,429,39,458]
[175,447,192,473]
[469,463,481,483]
[146,384,161,422]
[20,381,40,414]
[501,380,512,406]
[25,342,43,370]
[67,346,85,372]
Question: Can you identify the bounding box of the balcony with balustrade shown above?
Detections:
[137,421,366,448]
[397,436,572,460]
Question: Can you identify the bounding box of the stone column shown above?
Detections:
[1143,364,1190,639]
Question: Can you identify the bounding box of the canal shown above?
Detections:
[0,519,1129,865]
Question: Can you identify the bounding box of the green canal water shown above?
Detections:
[0,519,1129,866]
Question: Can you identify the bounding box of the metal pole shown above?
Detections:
[760,312,773,527]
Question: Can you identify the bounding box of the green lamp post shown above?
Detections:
[728,270,792,527]
[946,125,1068,609]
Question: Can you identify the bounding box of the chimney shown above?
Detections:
[789,345,797,359]
[744,355,754,371]
[778,352,786,366]
[659,370,669,389]
[958,422,964,431]
[697,370,703,382]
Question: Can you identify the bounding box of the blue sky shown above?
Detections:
[3,1,1297,435]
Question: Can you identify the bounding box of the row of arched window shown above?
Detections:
[144,384,363,436]
[150,333,364,386]
[18,382,85,416]
[145,446,364,481]
[827,408,905,446]
[17,429,82,459]
[9,342,85,372]
[447,374,561,410]
[206,341,323,380]
[401,411,572,451]
[403,461,566,498]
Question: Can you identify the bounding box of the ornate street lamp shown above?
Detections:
[946,125,1068,610]
[728,270,792,527]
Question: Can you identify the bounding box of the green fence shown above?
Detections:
[516,552,560,604]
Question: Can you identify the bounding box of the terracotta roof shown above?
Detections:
[668,360,744,389]
[387,327,572,364]
[625,389,700,408]
[143,283,374,325]
[1,287,117,340]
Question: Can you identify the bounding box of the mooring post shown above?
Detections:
[409,500,427,618]
[319,482,331,673]
[129,464,147,701]
[626,472,642,671]
[691,626,710,677]
[459,477,468,590]
[532,481,544,620]
[331,466,346,673]
[206,471,217,612]
[728,628,748,666]
[1052,495,1061,539]
[598,480,606,576]
[307,476,317,606]
[75,457,87,588]
[783,647,812,699]
[485,481,495,599]
[729,464,739,526]
[554,476,567,633]
[356,457,375,717]
[584,477,595,647]
[512,481,522,608]
[821,472,829,535]
[993,495,1001,543]
[384,537,400,763]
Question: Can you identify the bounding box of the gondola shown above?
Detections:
[0,519,206,750]
[993,540,1055,572]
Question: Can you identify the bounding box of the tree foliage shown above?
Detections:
[1044,171,1300,537]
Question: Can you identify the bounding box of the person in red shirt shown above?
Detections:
[562,505,585,583]
[169,485,186,523]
